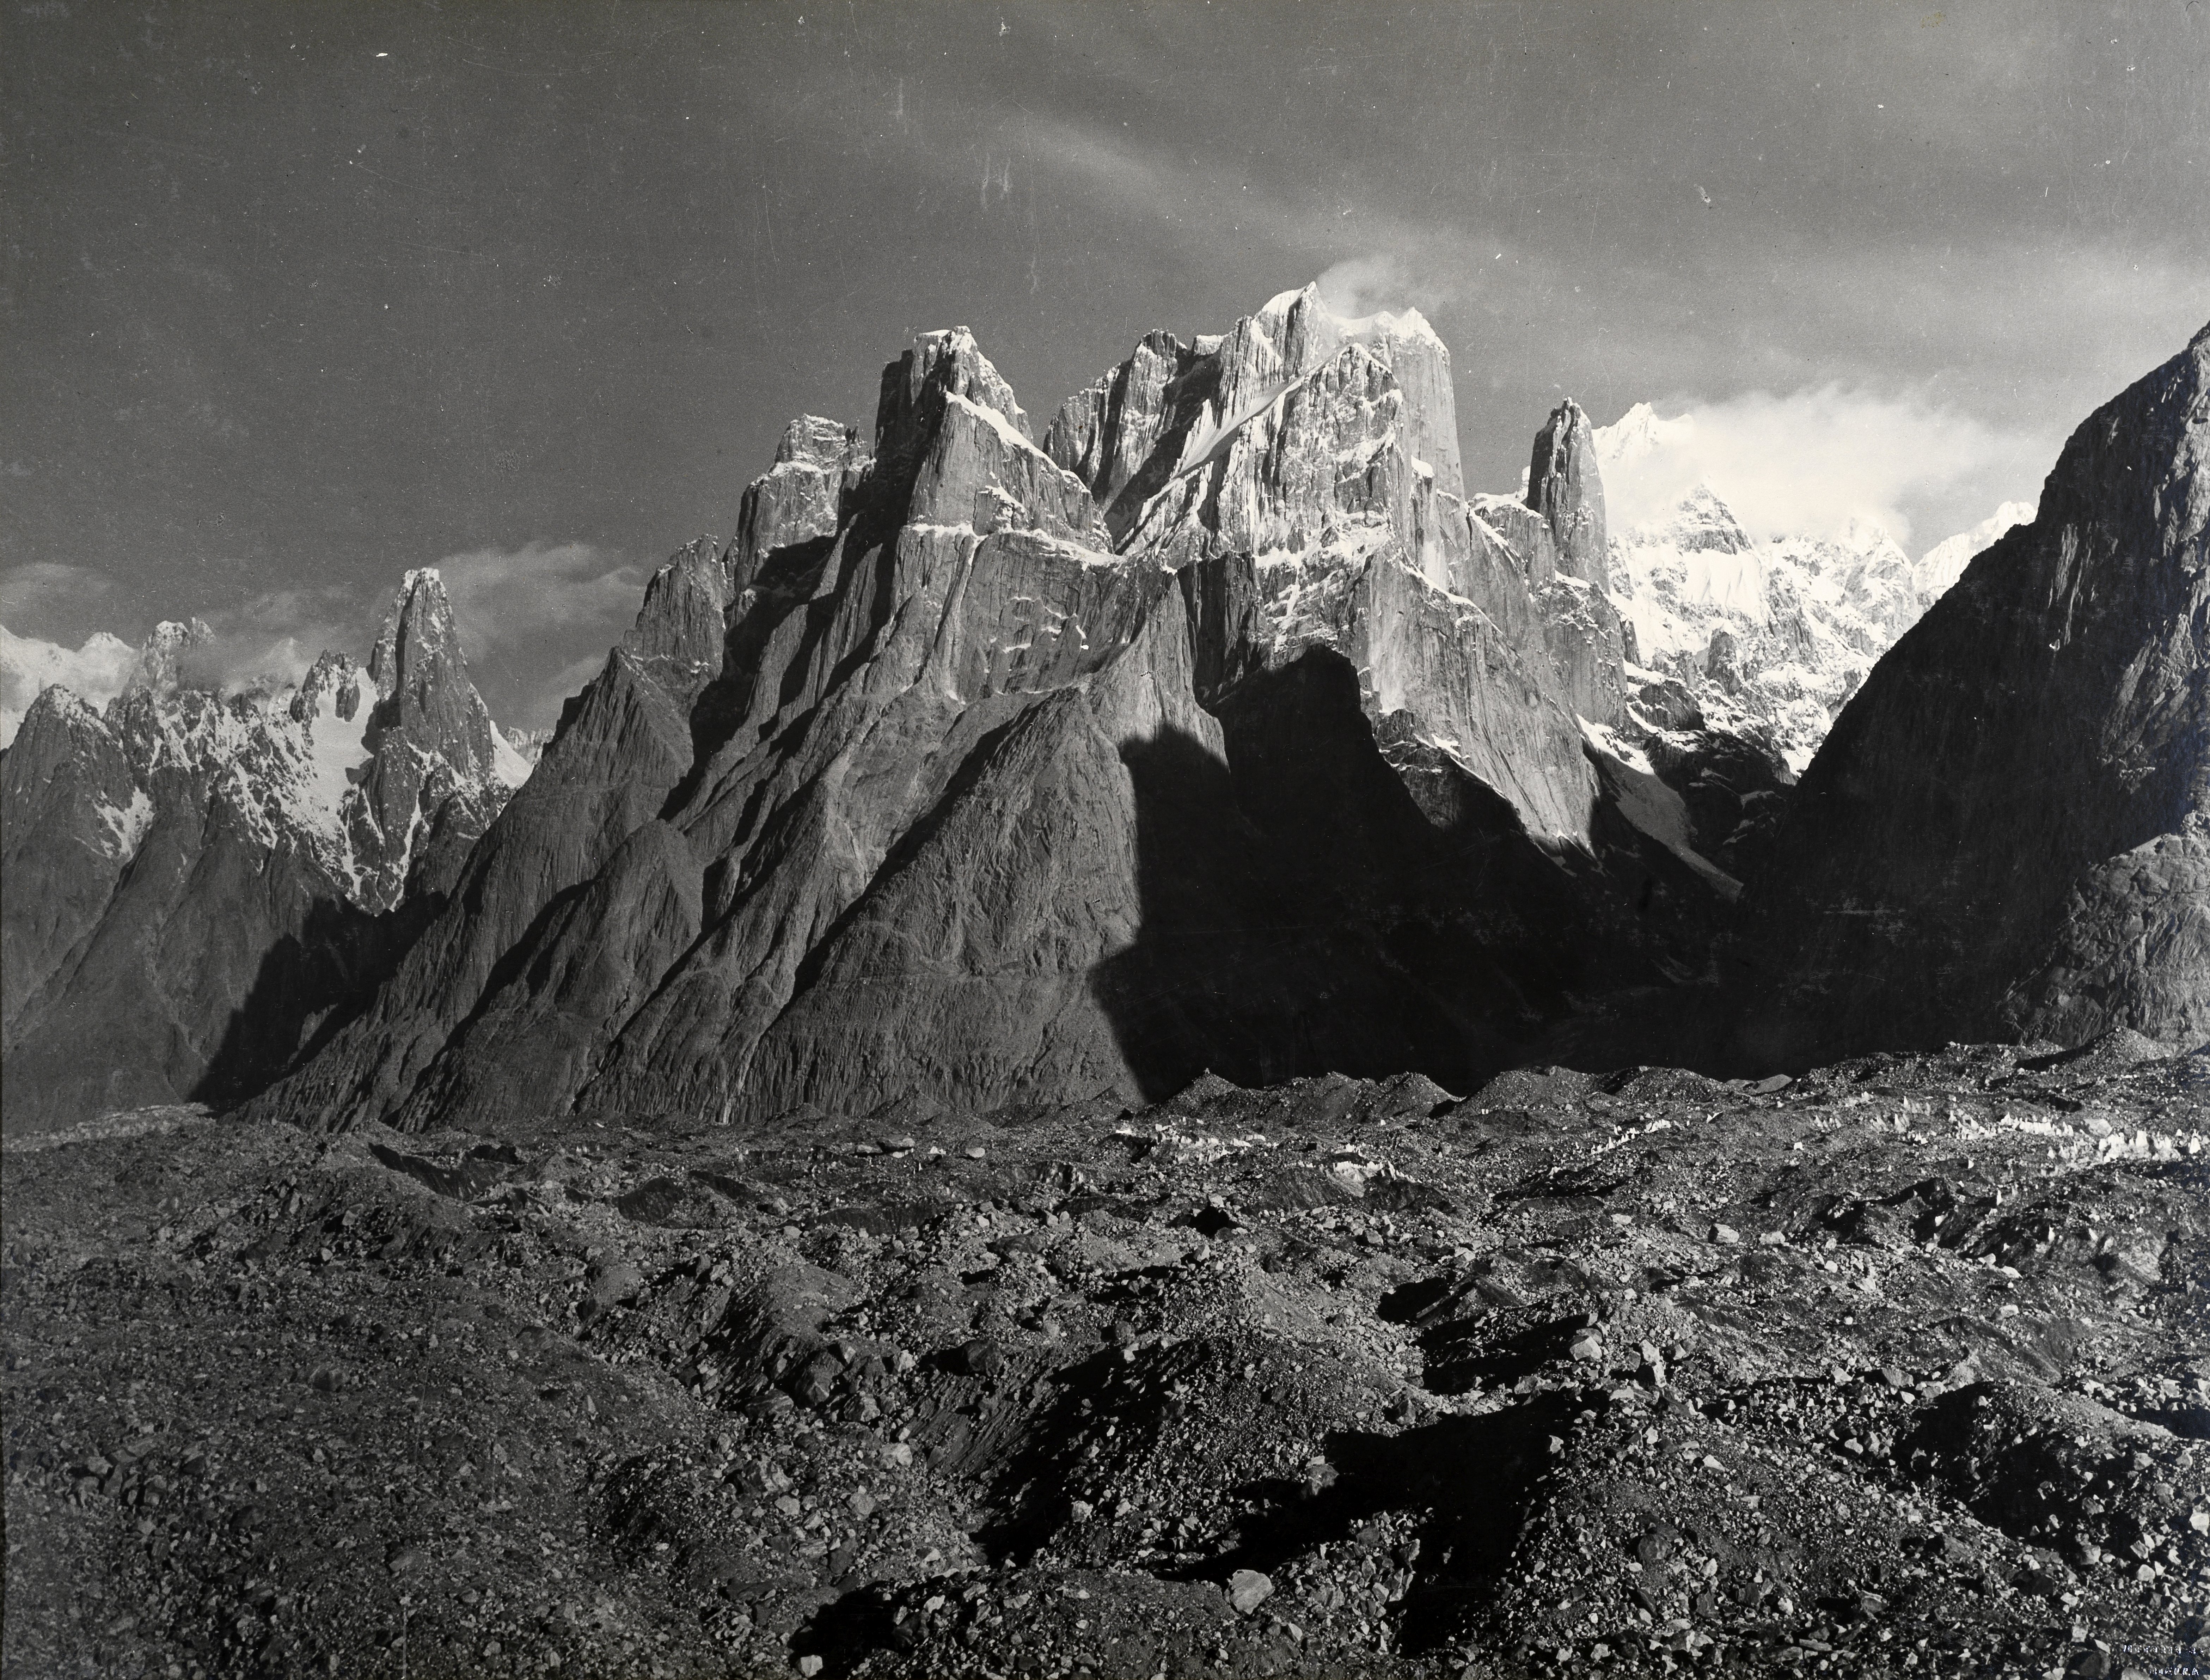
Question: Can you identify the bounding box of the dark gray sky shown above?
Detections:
[4,0,2205,727]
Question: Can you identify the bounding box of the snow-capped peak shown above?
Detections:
[130,617,216,697]
[1831,512,1910,564]
[1594,403,1696,475]
[1913,499,2037,600]
[1606,440,2034,765]
[1257,282,1446,356]
[1617,483,1756,566]
[7,568,532,913]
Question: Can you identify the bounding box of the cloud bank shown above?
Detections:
[1596,385,2055,552]
[433,542,648,728]
[1314,252,1466,320]
[0,624,139,747]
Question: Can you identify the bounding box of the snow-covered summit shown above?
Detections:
[1595,404,2033,768]
[0,624,137,748]
[1598,401,1696,475]
[2,570,527,910]
[1913,499,2036,599]
[1256,283,1448,354]
[1631,481,1754,557]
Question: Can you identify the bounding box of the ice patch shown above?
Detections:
[94,787,155,859]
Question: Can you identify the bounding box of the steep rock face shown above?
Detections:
[1049,286,1622,848]
[1996,828,2210,1046]
[257,329,1202,1127]
[729,417,868,597]
[624,537,735,703]
[0,572,525,1132]
[1736,322,2210,1065]
[1044,329,1215,539]
[1049,286,1462,544]
[256,299,1689,1132]
[350,570,521,909]
[0,689,142,1027]
[1526,400,1608,585]
[1914,499,2037,601]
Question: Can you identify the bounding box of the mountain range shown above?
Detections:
[1595,405,2037,776]
[2,289,2203,1135]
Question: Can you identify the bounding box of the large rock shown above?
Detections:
[1055,285,1628,847]
[729,416,867,598]
[1735,320,2210,1065]
[254,328,1171,1129]
[1526,399,1608,585]
[0,572,526,1132]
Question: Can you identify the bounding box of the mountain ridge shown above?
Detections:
[3,295,2203,1136]
[0,570,526,1128]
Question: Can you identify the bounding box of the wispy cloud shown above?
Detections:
[914,109,1535,330]
[183,587,360,694]
[1315,252,1466,319]
[0,542,651,740]
[0,561,119,623]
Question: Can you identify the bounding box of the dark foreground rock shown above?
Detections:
[5,1039,2205,1679]
[1735,321,2210,1069]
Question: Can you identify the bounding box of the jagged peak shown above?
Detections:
[1631,481,1753,555]
[129,617,216,696]
[369,567,463,699]
[1912,500,2038,598]
[292,649,366,728]
[1526,399,1608,585]
[624,534,733,673]
[19,681,110,731]
[1830,511,1910,561]
[774,415,863,470]
[1241,284,1395,388]
[1528,399,1601,484]
[1259,281,1447,357]
[1592,402,1696,478]
[874,325,1032,472]
[913,326,1028,432]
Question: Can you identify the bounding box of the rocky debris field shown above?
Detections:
[4,1032,2207,1680]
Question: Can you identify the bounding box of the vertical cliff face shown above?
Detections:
[1736,321,2210,1065]
[1049,284,1630,849]
[729,417,868,597]
[251,327,1205,1129]
[0,689,142,1031]
[0,571,526,1132]
[1527,399,1609,585]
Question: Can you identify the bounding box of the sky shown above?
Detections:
[2,0,2205,733]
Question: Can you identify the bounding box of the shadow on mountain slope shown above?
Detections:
[1090,648,1584,1103]
[193,893,434,1110]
